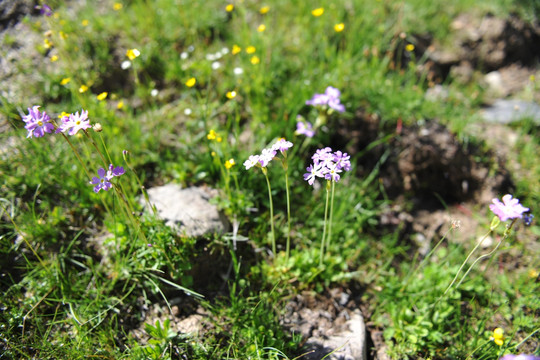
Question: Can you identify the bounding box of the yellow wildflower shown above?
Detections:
[257,24,266,32]
[226,91,237,99]
[207,129,217,140]
[232,45,241,55]
[311,7,324,17]
[334,23,345,32]
[50,55,59,62]
[246,46,256,54]
[260,6,269,14]
[79,85,89,93]
[60,77,71,85]
[113,3,123,11]
[126,48,140,60]
[225,4,234,12]
[217,136,223,142]
[405,44,415,52]
[58,112,70,119]
[117,100,124,109]
[530,75,536,82]
[250,56,260,65]
[211,151,216,157]
[492,328,504,346]
[529,269,538,278]
[59,31,67,40]
[43,38,53,49]
[97,92,108,101]
[225,159,235,169]
[82,19,89,26]
[185,77,196,87]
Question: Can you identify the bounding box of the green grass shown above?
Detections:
[1,0,539,359]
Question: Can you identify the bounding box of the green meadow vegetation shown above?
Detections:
[0,0,539,359]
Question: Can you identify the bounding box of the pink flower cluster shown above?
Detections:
[22,106,91,138]
[303,147,351,186]
[244,138,293,170]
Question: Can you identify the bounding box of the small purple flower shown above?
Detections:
[259,148,276,167]
[324,163,342,182]
[109,164,125,177]
[490,194,529,222]
[306,86,345,113]
[90,164,125,193]
[90,168,113,193]
[333,151,351,171]
[57,110,91,135]
[303,163,325,186]
[312,147,333,165]
[523,213,534,226]
[296,120,315,138]
[23,106,54,138]
[500,355,540,360]
[36,4,53,16]
[271,138,293,154]
[244,155,260,170]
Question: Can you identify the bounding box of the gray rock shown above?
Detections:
[304,310,367,360]
[0,0,34,29]
[481,99,540,124]
[144,184,228,237]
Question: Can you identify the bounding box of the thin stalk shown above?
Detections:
[284,162,291,263]
[262,168,276,257]
[84,130,108,167]
[123,151,156,215]
[61,133,91,178]
[319,180,331,267]
[326,180,336,254]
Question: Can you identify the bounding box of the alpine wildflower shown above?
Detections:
[311,7,324,17]
[250,56,260,65]
[295,119,315,138]
[260,6,269,14]
[57,110,91,135]
[334,23,345,32]
[90,165,124,193]
[491,328,504,346]
[225,4,234,12]
[60,77,71,85]
[185,77,196,87]
[97,92,108,101]
[232,45,241,55]
[226,91,237,99]
[306,86,345,113]
[489,194,529,222]
[225,159,235,169]
[126,48,140,60]
[257,24,266,32]
[246,46,256,54]
[22,106,55,138]
[79,84,89,93]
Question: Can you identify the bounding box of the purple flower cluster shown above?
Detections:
[489,194,529,222]
[244,138,293,170]
[22,106,55,138]
[500,355,540,360]
[90,164,125,193]
[304,147,351,186]
[56,110,91,135]
[296,119,315,138]
[305,86,345,113]
[22,106,92,138]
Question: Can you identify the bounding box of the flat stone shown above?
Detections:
[144,184,228,237]
[481,99,540,124]
[303,310,367,360]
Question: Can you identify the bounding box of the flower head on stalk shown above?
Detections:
[57,110,91,135]
[295,119,315,138]
[489,194,529,222]
[90,164,124,193]
[306,86,345,113]
[23,106,55,138]
[243,155,260,170]
[500,355,540,360]
[259,148,276,167]
[271,138,293,155]
[304,147,352,187]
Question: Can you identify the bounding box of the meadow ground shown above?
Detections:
[0,0,539,359]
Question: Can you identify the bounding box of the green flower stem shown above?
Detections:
[327,180,336,254]
[262,168,276,257]
[284,159,291,263]
[123,151,156,216]
[320,180,331,267]
[84,130,109,168]
[61,133,91,179]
